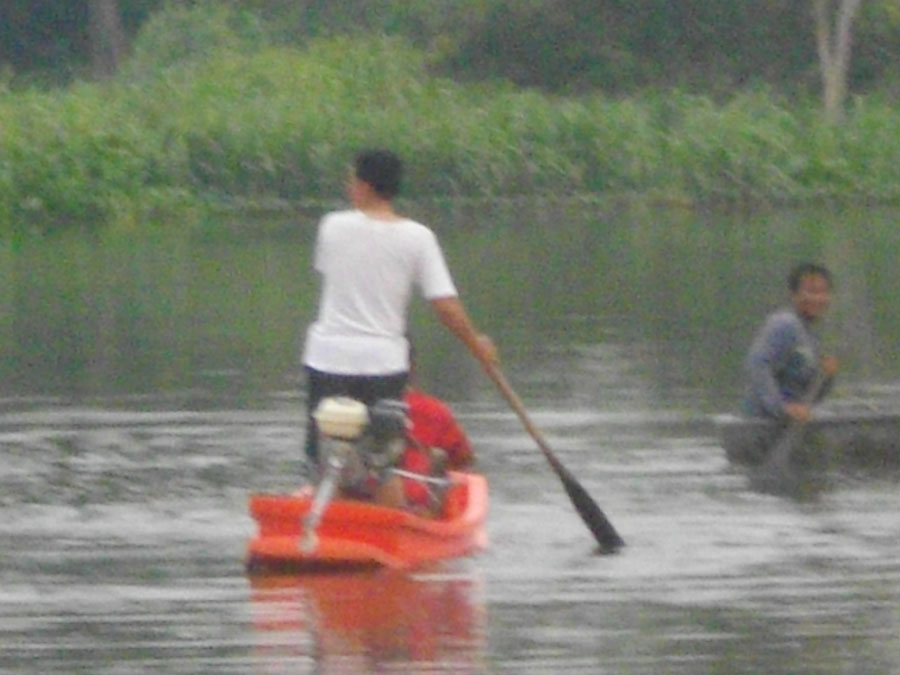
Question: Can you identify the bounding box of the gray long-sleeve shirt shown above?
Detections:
[742,308,830,419]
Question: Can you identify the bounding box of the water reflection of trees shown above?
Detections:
[2,203,899,407]
[438,201,900,412]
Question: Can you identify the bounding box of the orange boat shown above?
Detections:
[246,471,488,572]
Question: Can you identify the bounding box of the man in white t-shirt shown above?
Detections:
[301,149,497,467]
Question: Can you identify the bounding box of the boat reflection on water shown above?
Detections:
[248,569,487,672]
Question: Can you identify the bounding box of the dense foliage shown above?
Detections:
[3,0,898,95]
[0,0,159,84]
[1,2,899,231]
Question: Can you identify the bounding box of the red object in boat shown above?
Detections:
[246,471,488,571]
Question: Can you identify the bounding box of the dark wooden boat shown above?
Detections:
[714,404,900,471]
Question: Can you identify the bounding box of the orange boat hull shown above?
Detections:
[246,472,488,571]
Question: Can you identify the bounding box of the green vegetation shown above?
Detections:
[5,1,899,95]
[1,3,900,231]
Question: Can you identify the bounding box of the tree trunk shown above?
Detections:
[88,0,127,79]
[813,0,863,123]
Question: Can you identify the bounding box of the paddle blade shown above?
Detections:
[750,424,803,494]
[750,371,829,496]
[484,362,624,553]
[553,458,625,554]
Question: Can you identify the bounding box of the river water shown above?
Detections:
[2,202,900,673]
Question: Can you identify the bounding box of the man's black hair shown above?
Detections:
[355,149,403,199]
[788,262,833,292]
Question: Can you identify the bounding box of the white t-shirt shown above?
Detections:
[302,209,458,375]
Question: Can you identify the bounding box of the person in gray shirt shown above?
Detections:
[743,262,839,422]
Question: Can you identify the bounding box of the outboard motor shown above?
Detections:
[302,396,409,552]
[313,396,370,441]
[301,397,369,551]
[313,396,410,495]
[365,398,410,472]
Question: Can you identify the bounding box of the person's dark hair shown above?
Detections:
[355,149,403,199]
[788,262,833,292]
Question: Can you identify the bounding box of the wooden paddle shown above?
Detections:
[751,371,829,493]
[484,361,625,554]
